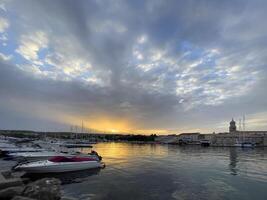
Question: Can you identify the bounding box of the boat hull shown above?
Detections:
[1,148,43,154]
[60,144,93,148]
[8,152,100,162]
[242,143,255,148]
[15,160,102,173]
[0,143,17,148]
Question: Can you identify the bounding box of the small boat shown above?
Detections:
[0,142,17,149]
[233,139,242,147]
[7,150,101,162]
[234,143,242,147]
[60,143,93,148]
[0,147,44,155]
[8,151,63,161]
[14,156,103,173]
[3,147,44,153]
[200,140,210,147]
[242,142,255,148]
[233,141,255,148]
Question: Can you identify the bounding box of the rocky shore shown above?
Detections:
[0,177,75,200]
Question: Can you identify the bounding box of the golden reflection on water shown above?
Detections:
[62,144,267,200]
[81,143,267,183]
[83,142,168,159]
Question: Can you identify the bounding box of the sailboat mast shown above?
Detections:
[82,121,84,134]
[243,115,245,131]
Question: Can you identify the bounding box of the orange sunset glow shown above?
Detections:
[60,114,169,134]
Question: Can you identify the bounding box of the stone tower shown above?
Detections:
[229,118,237,133]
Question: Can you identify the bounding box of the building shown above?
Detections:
[157,119,267,146]
[155,135,179,144]
[229,118,237,133]
[178,132,200,144]
[198,133,216,143]
[212,119,267,146]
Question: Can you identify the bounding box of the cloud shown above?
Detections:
[0,17,9,33]
[0,17,9,45]
[0,0,267,133]
[0,4,6,11]
[16,31,48,64]
[0,52,12,61]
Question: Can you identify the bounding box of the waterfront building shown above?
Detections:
[198,133,216,143]
[155,135,179,144]
[212,119,267,146]
[138,119,267,146]
[175,119,267,147]
[178,133,200,144]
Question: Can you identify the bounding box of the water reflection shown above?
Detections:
[229,148,238,175]
[23,168,101,184]
[15,143,267,200]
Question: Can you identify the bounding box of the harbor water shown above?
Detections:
[4,143,267,200]
[64,143,267,200]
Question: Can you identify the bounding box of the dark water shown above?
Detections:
[57,143,267,200]
[17,143,267,200]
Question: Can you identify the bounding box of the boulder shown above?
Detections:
[0,186,24,200]
[0,170,24,190]
[22,178,61,200]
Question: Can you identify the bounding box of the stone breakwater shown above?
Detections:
[0,177,75,200]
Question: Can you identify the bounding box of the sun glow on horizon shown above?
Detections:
[59,114,174,135]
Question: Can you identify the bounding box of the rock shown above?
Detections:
[22,178,61,200]
[12,172,26,179]
[1,171,12,178]
[0,170,24,190]
[12,196,36,200]
[0,186,24,200]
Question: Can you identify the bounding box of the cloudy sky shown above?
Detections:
[0,0,267,134]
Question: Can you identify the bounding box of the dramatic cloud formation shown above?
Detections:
[0,0,267,133]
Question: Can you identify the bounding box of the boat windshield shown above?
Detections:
[49,156,96,162]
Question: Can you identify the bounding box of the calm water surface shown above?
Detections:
[31,143,267,199]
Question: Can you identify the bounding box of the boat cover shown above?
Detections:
[49,156,96,162]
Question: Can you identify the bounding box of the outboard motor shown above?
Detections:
[90,150,102,161]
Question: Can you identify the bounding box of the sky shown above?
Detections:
[0,0,267,134]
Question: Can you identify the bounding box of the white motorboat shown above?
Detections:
[14,156,103,173]
[8,151,61,161]
[60,143,93,148]
[233,138,242,147]
[0,139,8,144]
[233,140,255,148]
[234,143,242,147]
[0,147,44,155]
[8,150,101,162]
[0,142,17,149]
[242,142,255,148]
